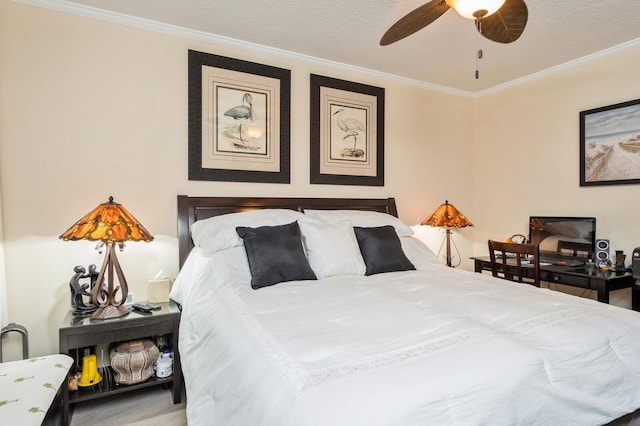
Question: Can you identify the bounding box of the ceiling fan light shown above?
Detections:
[446,0,506,20]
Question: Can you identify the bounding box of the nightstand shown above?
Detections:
[58,301,182,425]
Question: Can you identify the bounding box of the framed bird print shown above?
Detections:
[310,74,384,186]
[188,50,291,183]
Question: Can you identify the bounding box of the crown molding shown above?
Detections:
[475,37,640,97]
[10,0,475,98]
[11,0,640,99]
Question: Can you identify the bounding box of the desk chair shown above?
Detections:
[0,323,73,425]
[488,240,540,287]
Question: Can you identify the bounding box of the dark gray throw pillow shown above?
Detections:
[354,225,416,276]
[236,221,317,289]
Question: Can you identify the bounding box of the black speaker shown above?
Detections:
[632,247,640,280]
[596,239,610,260]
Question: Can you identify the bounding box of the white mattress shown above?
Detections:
[172,246,640,425]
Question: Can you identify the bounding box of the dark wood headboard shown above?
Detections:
[177,195,398,268]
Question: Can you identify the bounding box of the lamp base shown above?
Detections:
[445,227,452,267]
[92,304,129,320]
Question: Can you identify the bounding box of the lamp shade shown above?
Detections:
[422,200,472,268]
[60,196,153,243]
[421,200,473,229]
[445,0,506,19]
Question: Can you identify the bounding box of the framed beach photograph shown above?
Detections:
[310,74,385,186]
[580,98,640,186]
[188,50,291,183]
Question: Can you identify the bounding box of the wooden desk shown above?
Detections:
[472,256,639,309]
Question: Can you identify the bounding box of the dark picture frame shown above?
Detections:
[188,50,291,183]
[310,74,384,186]
[580,98,640,186]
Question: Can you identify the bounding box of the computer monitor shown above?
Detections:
[529,216,596,260]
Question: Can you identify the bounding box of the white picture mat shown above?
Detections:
[319,86,377,177]
[201,66,280,173]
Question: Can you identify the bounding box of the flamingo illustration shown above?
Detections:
[333,108,365,158]
[224,93,255,146]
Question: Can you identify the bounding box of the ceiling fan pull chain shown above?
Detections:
[476,48,483,79]
[475,18,482,79]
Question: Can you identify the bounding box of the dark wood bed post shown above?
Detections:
[177,195,192,269]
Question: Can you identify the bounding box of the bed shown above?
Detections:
[171,195,640,425]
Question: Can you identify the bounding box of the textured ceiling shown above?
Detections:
[44,0,640,94]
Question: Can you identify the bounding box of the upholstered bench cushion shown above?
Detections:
[0,353,73,425]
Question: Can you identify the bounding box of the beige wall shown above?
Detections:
[0,1,474,356]
[473,45,640,306]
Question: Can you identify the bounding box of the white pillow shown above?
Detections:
[400,236,440,268]
[298,219,366,279]
[190,209,307,255]
[304,209,414,237]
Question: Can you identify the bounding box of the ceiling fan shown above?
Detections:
[380,0,528,46]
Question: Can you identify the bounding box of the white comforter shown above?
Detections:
[172,246,640,425]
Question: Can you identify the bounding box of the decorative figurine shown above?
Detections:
[69,265,98,315]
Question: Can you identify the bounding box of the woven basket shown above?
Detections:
[110,339,159,385]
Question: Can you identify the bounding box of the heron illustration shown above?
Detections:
[224,93,255,147]
[332,108,365,158]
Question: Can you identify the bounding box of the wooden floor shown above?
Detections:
[70,385,186,426]
[66,383,640,426]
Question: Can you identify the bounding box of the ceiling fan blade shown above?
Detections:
[380,0,450,46]
[476,0,528,44]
